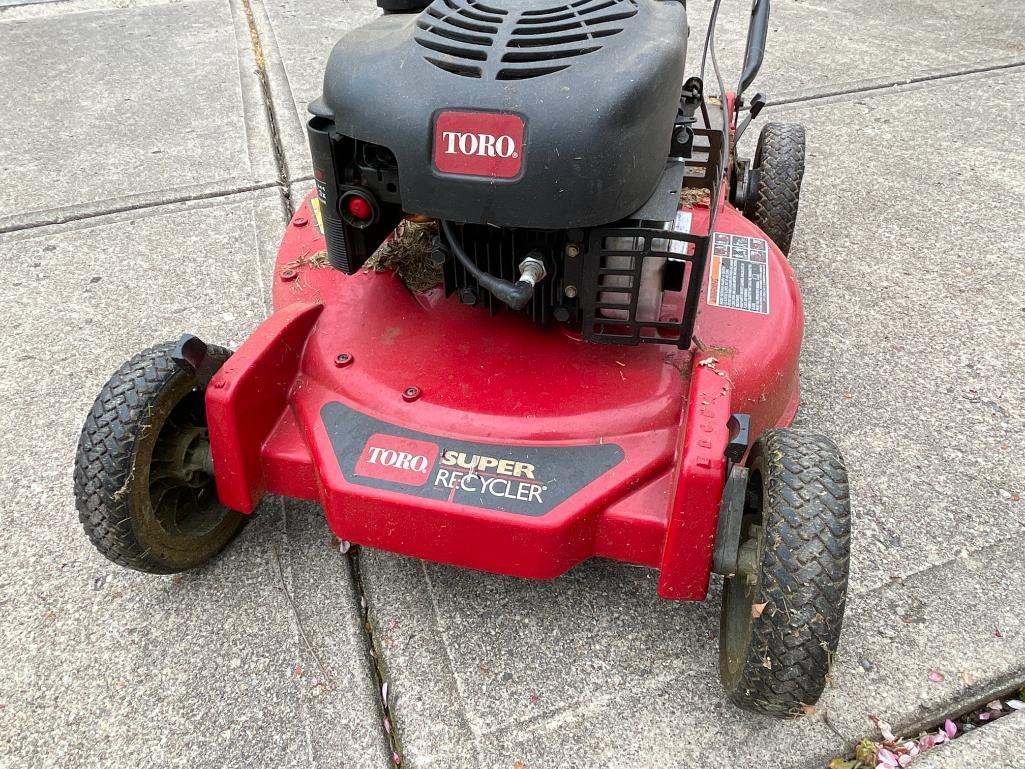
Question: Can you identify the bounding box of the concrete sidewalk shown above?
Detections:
[1,0,1024,767]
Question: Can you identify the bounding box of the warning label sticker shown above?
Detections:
[706,233,770,315]
[310,195,325,235]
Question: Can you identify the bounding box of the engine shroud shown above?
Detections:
[311,0,689,229]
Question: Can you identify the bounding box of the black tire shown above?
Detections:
[750,123,806,257]
[74,342,245,573]
[719,428,850,717]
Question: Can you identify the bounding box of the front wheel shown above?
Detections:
[719,428,851,717]
[74,342,245,573]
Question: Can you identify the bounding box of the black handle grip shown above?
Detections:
[738,0,770,97]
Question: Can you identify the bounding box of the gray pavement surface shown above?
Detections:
[2,0,1025,767]
[0,0,278,232]
[0,195,389,768]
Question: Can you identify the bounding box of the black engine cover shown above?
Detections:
[312,0,688,229]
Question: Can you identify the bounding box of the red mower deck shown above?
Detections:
[204,191,802,600]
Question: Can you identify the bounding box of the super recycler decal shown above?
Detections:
[321,402,624,516]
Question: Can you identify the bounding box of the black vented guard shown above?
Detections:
[414,0,639,81]
[580,227,705,347]
[580,128,724,348]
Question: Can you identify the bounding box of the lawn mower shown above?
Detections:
[74,0,851,716]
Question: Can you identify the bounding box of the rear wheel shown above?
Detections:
[719,428,850,717]
[74,342,245,573]
[749,123,806,256]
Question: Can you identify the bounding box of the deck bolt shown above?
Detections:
[402,387,421,402]
[564,243,581,258]
[294,216,308,228]
[564,285,578,299]
[280,268,298,281]
[335,353,353,367]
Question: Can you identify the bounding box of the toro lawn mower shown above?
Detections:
[74,0,851,716]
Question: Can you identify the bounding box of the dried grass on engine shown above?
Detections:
[364,220,443,294]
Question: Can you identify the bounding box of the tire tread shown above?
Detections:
[724,428,851,717]
[751,123,806,256]
[73,342,234,574]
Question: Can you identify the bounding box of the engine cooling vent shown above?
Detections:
[442,223,567,325]
[414,0,638,80]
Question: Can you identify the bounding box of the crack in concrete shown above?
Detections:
[238,0,293,218]
[348,546,405,767]
[0,181,282,235]
[825,676,1025,768]
[851,530,1025,599]
[229,4,397,760]
[766,60,1025,109]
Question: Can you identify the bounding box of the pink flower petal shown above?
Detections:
[877,748,899,768]
[872,716,896,742]
[943,719,957,738]
[928,670,945,683]
[979,711,991,722]
[919,734,935,750]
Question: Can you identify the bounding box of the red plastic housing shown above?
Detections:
[205,191,802,600]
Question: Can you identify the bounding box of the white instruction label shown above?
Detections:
[706,233,770,314]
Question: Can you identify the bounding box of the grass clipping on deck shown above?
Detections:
[364,220,443,294]
[679,187,711,207]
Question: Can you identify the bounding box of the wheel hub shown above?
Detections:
[147,392,223,538]
[735,524,763,586]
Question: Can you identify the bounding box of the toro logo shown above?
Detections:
[433,110,525,179]
[356,434,439,487]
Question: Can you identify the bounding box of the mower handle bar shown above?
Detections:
[738,0,770,98]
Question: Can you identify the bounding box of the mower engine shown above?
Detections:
[309,0,719,345]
